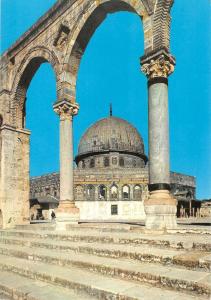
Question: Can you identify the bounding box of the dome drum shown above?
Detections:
[75,150,147,169]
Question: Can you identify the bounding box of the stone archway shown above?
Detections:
[0,0,177,229]
[0,47,60,228]
[60,0,176,229]
[12,47,61,128]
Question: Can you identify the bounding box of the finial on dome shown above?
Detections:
[109,103,112,117]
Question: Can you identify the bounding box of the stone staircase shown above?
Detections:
[0,224,210,300]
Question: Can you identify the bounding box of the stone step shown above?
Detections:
[0,254,207,300]
[0,270,92,300]
[0,236,210,271]
[15,223,211,235]
[0,243,210,297]
[1,229,211,251]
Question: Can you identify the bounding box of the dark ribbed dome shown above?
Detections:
[77,116,145,156]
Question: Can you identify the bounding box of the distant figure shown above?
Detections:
[51,210,56,221]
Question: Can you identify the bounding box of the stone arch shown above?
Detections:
[99,184,107,200]
[122,184,130,199]
[11,46,61,128]
[61,0,152,101]
[75,185,84,200]
[110,184,118,200]
[86,184,95,200]
[133,184,142,200]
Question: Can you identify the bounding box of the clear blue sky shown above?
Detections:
[1,0,211,199]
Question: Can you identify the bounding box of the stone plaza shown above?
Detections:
[0,0,210,299]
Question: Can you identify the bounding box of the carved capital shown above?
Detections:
[53,100,79,121]
[141,55,174,79]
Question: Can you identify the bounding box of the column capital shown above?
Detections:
[141,53,175,80]
[53,100,79,120]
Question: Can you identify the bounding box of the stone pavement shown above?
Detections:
[0,223,210,300]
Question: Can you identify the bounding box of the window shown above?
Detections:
[87,185,95,200]
[110,185,118,200]
[134,185,142,200]
[75,185,84,200]
[82,160,85,169]
[133,159,137,167]
[90,158,95,168]
[99,185,107,200]
[112,157,117,165]
[111,204,118,215]
[104,157,110,167]
[122,185,130,199]
[119,157,124,167]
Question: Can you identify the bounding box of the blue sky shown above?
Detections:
[1,0,211,199]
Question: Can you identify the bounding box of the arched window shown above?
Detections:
[112,157,117,165]
[104,157,110,167]
[119,157,124,167]
[90,158,95,168]
[122,185,130,199]
[134,185,142,200]
[75,185,84,200]
[99,185,107,200]
[87,185,95,200]
[110,185,118,200]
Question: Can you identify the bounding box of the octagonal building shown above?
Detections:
[30,113,196,221]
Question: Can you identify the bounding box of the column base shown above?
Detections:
[55,200,80,230]
[144,190,177,230]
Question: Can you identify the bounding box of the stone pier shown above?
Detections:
[53,100,80,229]
[141,51,177,229]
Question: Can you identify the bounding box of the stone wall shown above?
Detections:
[170,172,196,199]
[0,126,30,228]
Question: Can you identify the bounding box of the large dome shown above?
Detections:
[77,116,145,157]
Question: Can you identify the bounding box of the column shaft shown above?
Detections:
[141,53,177,229]
[60,116,74,201]
[53,100,79,228]
[148,81,170,186]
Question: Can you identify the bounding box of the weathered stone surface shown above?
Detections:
[0,226,210,299]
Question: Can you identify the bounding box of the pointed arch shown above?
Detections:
[61,0,151,102]
[11,46,61,128]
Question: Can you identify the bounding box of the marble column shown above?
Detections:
[141,53,177,229]
[53,100,79,229]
